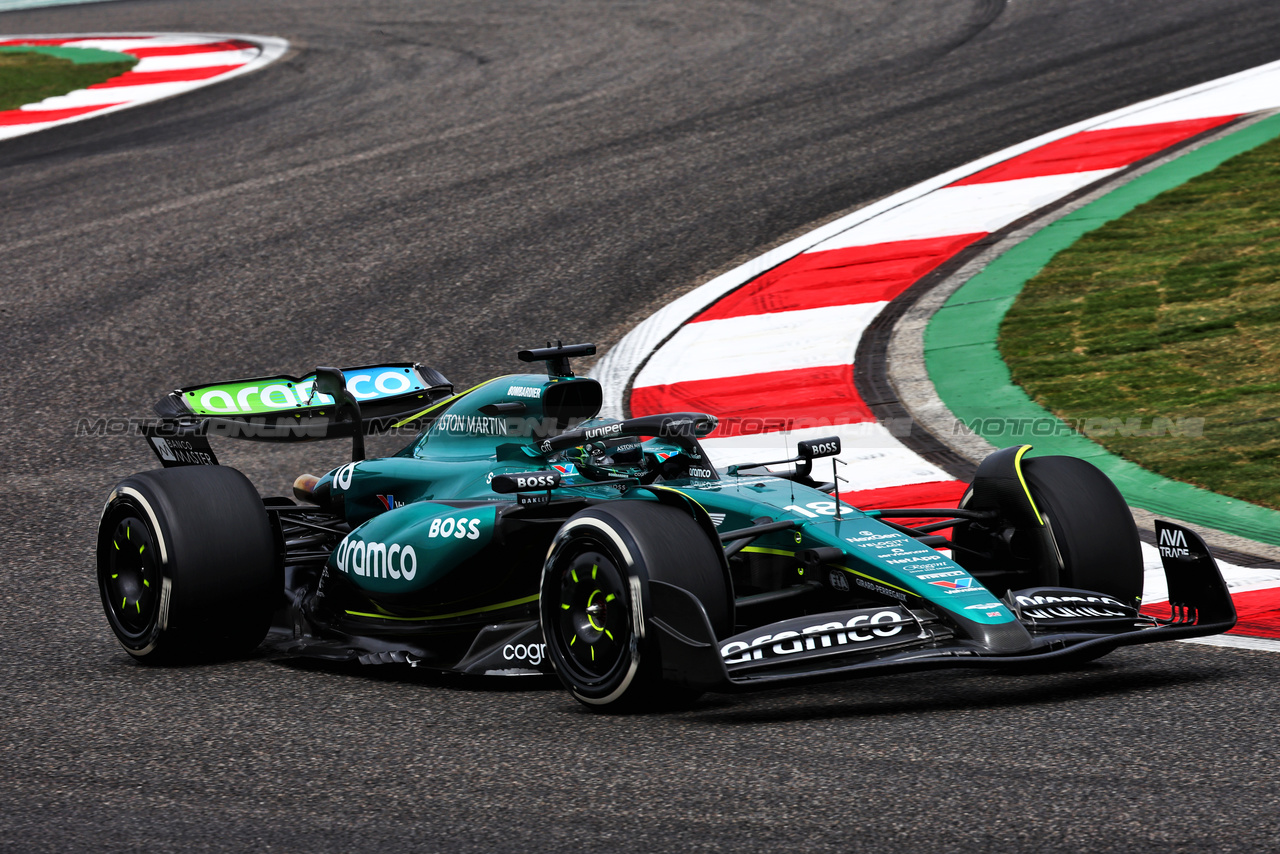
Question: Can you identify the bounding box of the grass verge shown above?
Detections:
[1000,134,1280,510]
[0,50,136,112]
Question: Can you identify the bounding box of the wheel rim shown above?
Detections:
[100,513,161,639]
[553,544,631,683]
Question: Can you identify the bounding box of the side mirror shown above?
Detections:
[314,366,347,400]
[314,366,365,462]
[798,437,841,460]
[793,435,841,479]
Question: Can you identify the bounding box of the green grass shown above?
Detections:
[0,50,136,112]
[1000,134,1280,510]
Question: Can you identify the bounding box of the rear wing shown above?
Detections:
[145,364,453,463]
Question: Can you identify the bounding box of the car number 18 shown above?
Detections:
[784,501,855,518]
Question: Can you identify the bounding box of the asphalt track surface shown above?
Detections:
[4,1,1280,850]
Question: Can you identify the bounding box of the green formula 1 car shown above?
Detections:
[97,343,1236,711]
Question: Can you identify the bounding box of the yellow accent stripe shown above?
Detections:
[345,593,538,622]
[837,566,914,596]
[649,485,712,518]
[1013,445,1045,526]
[389,377,501,429]
[741,546,796,557]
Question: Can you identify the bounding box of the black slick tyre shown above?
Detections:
[956,454,1143,605]
[96,466,279,663]
[539,501,730,713]
[1020,455,1143,604]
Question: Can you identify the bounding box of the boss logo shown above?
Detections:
[428,517,483,540]
[799,437,841,458]
[492,471,562,494]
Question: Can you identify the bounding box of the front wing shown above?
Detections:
[651,521,1237,693]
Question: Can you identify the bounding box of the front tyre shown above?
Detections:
[955,453,1142,605]
[539,501,730,713]
[97,466,279,663]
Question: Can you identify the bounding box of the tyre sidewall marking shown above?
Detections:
[103,487,174,656]
[540,515,644,705]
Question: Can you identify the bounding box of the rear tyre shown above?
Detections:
[955,454,1142,605]
[539,501,731,713]
[97,466,280,663]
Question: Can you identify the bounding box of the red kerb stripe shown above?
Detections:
[0,38,79,46]
[88,64,243,88]
[952,116,1240,185]
[630,365,874,437]
[1142,586,1280,639]
[0,104,119,125]
[694,234,985,321]
[839,480,968,512]
[124,40,257,58]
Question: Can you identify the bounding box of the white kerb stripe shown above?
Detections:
[807,170,1119,252]
[1141,544,1280,604]
[1096,66,1280,130]
[633,302,885,387]
[60,38,219,51]
[133,50,259,72]
[1180,636,1280,653]
[25,82,224,110]
[702,422,955,491]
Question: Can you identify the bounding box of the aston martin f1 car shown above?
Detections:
[97,343,1236,711]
